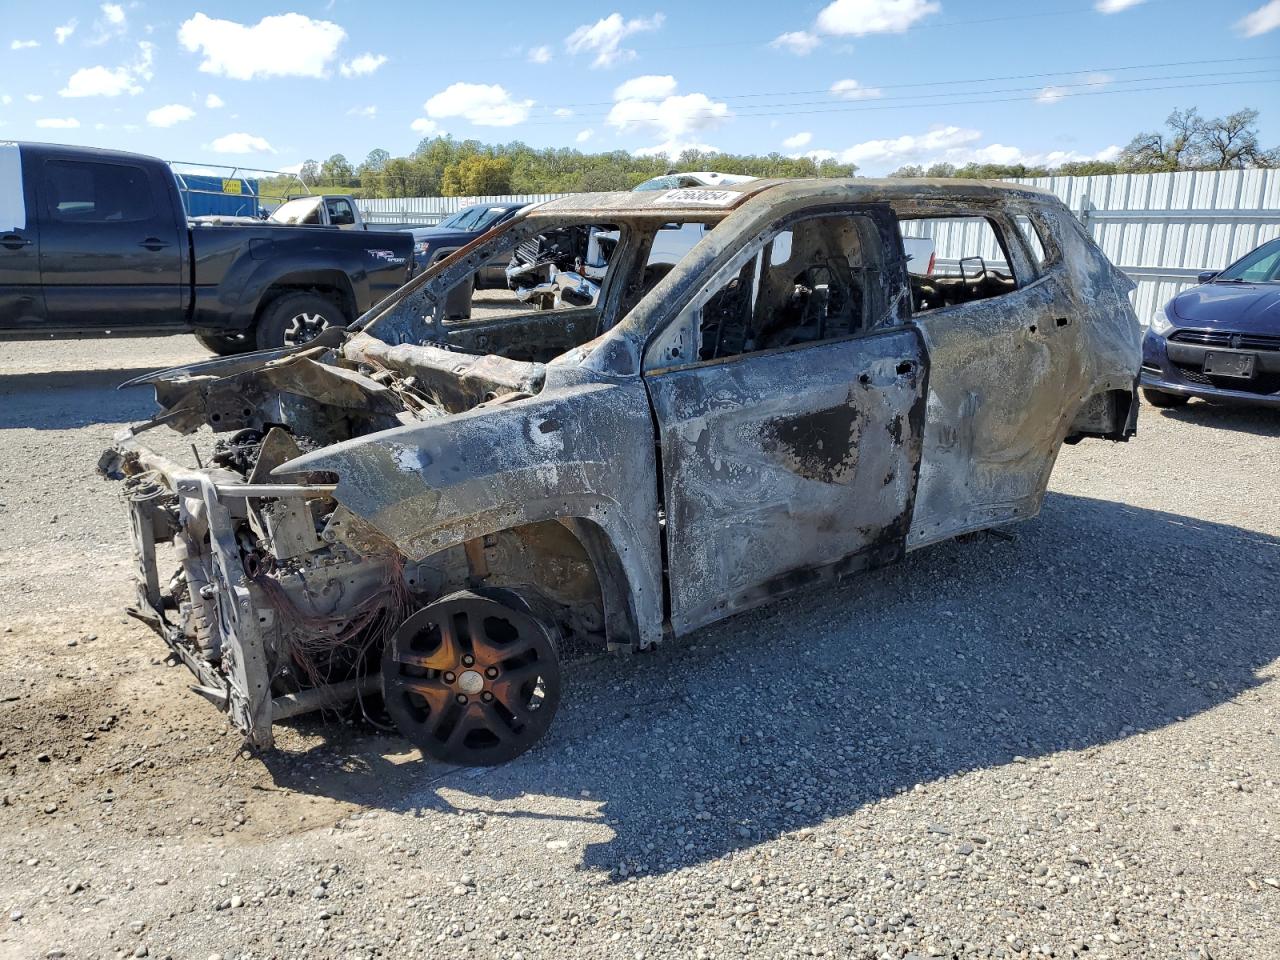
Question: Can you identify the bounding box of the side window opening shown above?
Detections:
[1014,214,1049,267]
[43,159,153,223]
[441,221,622,324]
[326,198,356,226]
[696,214,883,362]
[899,215,1018,314]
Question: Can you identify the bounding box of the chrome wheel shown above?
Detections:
[382,590,562,765]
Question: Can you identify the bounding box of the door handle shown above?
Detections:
[138,238,171,251]
[1,234,32,250]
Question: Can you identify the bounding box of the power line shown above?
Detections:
[416,0,1192,66]
[546,55,1280,109]
[518,73,1280,127]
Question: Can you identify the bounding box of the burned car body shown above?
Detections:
[101,179,1141,765]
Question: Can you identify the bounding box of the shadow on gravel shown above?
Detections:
[1152,400,1280,438]
[0,368,162,429]
[265,492,1280,880]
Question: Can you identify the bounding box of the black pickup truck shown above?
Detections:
[0,142,413,353]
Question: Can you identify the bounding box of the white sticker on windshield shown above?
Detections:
[651,188,738,207]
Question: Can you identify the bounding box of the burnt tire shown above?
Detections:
[1142,388,1189,408]
[382,589,562,766]
[254,292,347,350]
[195,331,257,355]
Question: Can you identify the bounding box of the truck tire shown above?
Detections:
[195,331,257,356]
[254,292,347,350]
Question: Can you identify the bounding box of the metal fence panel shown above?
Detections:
[358,170,1279,325]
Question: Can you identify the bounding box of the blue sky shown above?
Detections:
[1,0,1277,177]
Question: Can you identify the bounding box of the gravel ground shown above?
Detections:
[0,336,1277,960]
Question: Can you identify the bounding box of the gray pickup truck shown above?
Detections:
[0,141,413,353]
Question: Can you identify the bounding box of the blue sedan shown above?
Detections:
[1142,237,1280,409]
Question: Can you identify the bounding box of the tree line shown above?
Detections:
[261,106,1275,200]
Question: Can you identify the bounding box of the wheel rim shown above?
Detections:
[383,593,561,765]
[282,310,330,347]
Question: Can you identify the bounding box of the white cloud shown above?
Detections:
[553,107,574,118]
[60,42,153,98]
[1,95,11,106]
[205,93,224,109]
[1095,0,1145,11]
[425,82,533,126]
[837,125,982,169]
[36,117,80,129]
[782,131,813,149]
[528,45,552,64]
[208,132,275,154]
[10,40,39,50]
[339,53,387,78]
[178,13,346,81]
[54,19,78,44]
[89,3,127,44]
[608,90,730,144]
[770,31,821,55]
[830,79,882,100]
[25,94,43,103]
[410,118,440,135]
[1037,86,1066,104]
[277,162,306,176]
[565,12,664,68]
[613,74,677,101]
[828,125,1124,174]
[347,105,377,118]
[576,129,594,143]
[147,104,196,127]
[815,0,941,36]
[1237,0,1280,35]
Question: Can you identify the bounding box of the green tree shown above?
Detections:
[441,155,515,196]
[319,153,355,185]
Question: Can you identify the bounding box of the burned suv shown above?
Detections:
[101,180,1141,766]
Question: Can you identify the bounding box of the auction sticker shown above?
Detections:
[652,188,739,207]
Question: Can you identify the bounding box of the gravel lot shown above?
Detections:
[1,336,1277,960]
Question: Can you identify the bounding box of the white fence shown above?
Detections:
[359,194,563,227]
[357,168,1280,325]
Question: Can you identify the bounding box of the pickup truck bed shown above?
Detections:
[0,141,413,352]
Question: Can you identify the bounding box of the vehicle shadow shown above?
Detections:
[1152,400,1280,437]
[0,367,162,429]
[264,492,1280,879]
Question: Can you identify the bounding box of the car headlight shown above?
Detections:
[1148,309,1175,337]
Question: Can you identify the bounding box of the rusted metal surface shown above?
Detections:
[100,177,1141,758]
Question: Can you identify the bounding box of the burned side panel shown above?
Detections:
[276,372,666,650]
[908,204,1140,549]
[647,328,927,635]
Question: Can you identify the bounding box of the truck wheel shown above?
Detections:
[1142,388,1189,408]
[195,332,257,356]
[255,292,346,350]
[382,588,562,766]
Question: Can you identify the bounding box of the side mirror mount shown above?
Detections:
[1197,270,1218,284]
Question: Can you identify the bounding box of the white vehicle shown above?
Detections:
[190,194,368,230]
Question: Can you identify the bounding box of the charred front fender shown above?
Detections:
[276,374,665,649]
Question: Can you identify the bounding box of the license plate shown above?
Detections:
[1203,351,1255,379]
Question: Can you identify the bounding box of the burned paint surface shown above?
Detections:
[99,176,1140,751]
[761,400,865,485]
